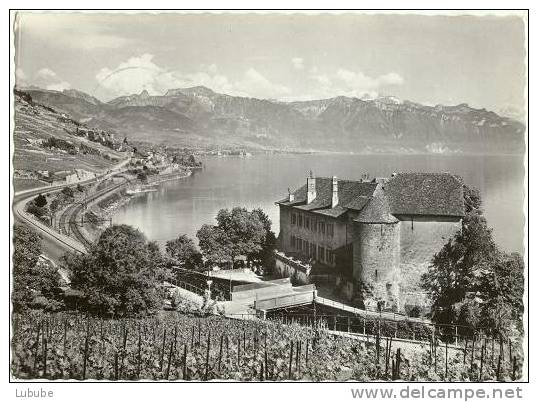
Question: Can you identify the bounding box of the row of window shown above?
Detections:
[290,212,335,237]
[290,235,336,264]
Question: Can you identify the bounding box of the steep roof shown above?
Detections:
[276,177,378,214]
[277,172,464,219]
[355,188,399,224]
[383,172,464,217]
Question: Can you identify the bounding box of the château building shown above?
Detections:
[275,172,465,313]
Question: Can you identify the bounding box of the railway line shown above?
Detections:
[57,176,131,249]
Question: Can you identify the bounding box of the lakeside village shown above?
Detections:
[12,160,525,380]
[11,92,525,381]
[14,129,202,189]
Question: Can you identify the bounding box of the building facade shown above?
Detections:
[275,172,464,313]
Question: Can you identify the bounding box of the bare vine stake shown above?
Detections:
[463,338,468,365]
[183,344,188,381]
[509,340,512,362]
[33,322,41,376]
[288,341,294,380]
[166,340,174,380]
[396,348,402,380]
[305,339,309,366]
[499,335,504,360]
[204,331,211,381]
[191,326,195,349]
[491,335,495,365]
[471,334,476,371]
[243,329,246,357]
[496,354,502,381]
[259,362,264,381]
[237,336,241,367]
[264,348,269,379]
[375,330,380,364]
[512,357,517,381]
[63,319,67,365]
[137,327,142,379]
[445,343,448,380]
[82,322,90,380]
[296,341,301,375]
[479,345,484,381]
[120,325,128,377]
[197,320,201,346]
[114,351,119,381]
[384,337,390,378]
[42,333,48,379]
[218,334,223,373]
[160,328,167,372]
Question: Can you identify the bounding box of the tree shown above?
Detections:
[251,208,277,267]
[196,224,232,265]
[65,224,167,316]
[61,186,74,198]
[166,234,203,271]
[421,186,524,338]
[34,193,47,207]
[478,252,524,337]
[12,224,63,312]
[196,207,268,266]
[137,171,148,183]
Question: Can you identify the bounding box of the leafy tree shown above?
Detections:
[12,224,63,312]
[478,252,524,336]
[34,193,47,207]
[65,224,168,316]
[196,224,232,265]
[49,198,60,213]
[421,187,524,338]
[196,207,268,266]
[26,202,49,218]
[137,171,148,183]
[61,186,74,198]
[251,208,277,266]
[166,234,203,271]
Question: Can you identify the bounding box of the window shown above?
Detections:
[291,235,296,248]
[298,214,303,227]
[318,245,325,261]
[312,219,317,232]
[320,221,326,235]
[305,216,310,230]
[327,223,334,237]
[291,213,297,225]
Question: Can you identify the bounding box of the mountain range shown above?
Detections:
[21,86,526,154]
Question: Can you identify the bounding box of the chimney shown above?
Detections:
[331,176,338,208]
[306,172,316,204]
[288,187,294,202]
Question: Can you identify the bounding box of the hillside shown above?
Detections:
[23,86,526,154]
[12,90,127,190]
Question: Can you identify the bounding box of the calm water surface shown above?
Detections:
[112,154,525,253]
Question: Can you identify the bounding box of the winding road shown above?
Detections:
[12,157,131,263]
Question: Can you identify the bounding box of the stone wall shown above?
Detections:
[353,222,401,310]
[398,216,461,313]
[274,252,310,285]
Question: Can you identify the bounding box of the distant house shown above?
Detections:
[275,172,464,313]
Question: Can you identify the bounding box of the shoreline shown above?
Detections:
[84,169,193,241]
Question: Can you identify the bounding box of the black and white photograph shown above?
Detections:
[6,6,530,395]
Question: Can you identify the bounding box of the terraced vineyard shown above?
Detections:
[11,312,523,381]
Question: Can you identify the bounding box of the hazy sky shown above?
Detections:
[14,12,526,113]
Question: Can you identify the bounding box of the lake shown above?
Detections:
[112,153,526,254]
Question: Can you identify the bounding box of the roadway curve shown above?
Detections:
[12,158,131,263]
[57,176,131,249]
